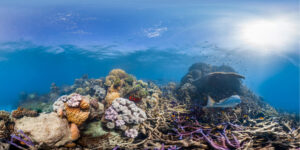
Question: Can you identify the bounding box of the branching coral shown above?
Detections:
[7,130,35,150]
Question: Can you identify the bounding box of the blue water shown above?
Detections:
[0,42,299,113]
[0,0,299,113]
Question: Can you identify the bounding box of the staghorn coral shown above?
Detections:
[12,107,38,119]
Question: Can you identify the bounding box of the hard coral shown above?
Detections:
[12,107,38,119]
[67,93,83,107]
[105,92,120,106]
[65,105,90,126]
[80,99,90,110]
[125,129,138,138]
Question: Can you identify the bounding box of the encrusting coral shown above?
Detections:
[12,107,38,119]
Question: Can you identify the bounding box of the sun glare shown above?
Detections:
[237,17,298,53]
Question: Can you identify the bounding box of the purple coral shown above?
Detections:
[116,119,125,127]
[105,106,118,121]
[172,118,243,150]
[125,129,138,138]
[7,130,34,150]
[67,93,82,107]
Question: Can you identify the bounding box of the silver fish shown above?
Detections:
[205,95,241,108]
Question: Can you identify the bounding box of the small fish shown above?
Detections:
[129,95,141,103]
[204,95,241,108]
[259,117,264,120]
[243,115,248,118]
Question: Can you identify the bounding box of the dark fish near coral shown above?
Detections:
[205,95,241,108]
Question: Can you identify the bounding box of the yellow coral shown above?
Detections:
[109,69,128,79]
[65,105,90,126]
[105,92,120,106]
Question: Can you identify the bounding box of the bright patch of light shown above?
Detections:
[236,17,298,54]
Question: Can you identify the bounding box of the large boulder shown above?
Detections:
[14,113,73,147]
[178,63,244,105]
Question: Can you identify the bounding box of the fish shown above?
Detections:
[204,95,241,108]
[129,95,142,103]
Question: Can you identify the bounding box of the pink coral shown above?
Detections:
[67,93,83,107]
[115,119,125,127]
[125,129,138,138]
[105,106,118,121]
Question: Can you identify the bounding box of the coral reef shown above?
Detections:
[53,93,104,125]
[0,111,13,140]
[104,98,147,138]
[9,64,298,150]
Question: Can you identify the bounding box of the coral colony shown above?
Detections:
[7,130,34,150]
[0,63,299,149]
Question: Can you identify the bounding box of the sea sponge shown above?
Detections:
[105,92,120,106]
[65,105,90,126]
[70,123,80,140]
[79,99,90,110]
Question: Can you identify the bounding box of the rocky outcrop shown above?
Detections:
[177,62,244,105]
[14,113,73,147]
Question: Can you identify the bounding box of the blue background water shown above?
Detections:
[0,0,299,113]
